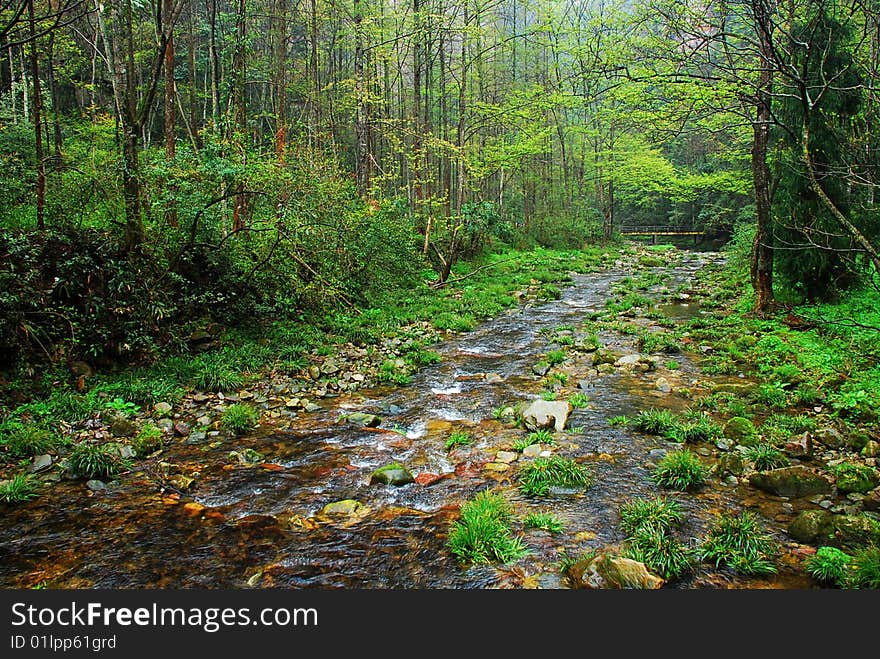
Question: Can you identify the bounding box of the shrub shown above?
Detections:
[132,424,164,457]
[518,455,593,497]
[523,512,565,534]
[0,473,39,503]
[191,357,244,393]
[2,426,63,458]
[221,404,260,435]
[445,431,473,451]
[651,450,707,491]
[447,491,528,565]
[67,442,124,479]
[545,349,567,366]
[698,510,779,575]
[805,546,852,587]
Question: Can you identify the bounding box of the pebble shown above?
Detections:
[87,480,107,492]
[819,500,833,509]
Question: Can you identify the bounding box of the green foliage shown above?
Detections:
[447,491,529,565]
[745,443,791,471]
[545,349,567,366]
[0,473,39,503]
[518,455,593,497]
[132,424,164,457]
[638,331,680,354]
[631,408,678,435]
[1,426,64,458]
[445,430,473,451]
[540,390,557,401]
[523,512,565,534]
[526,429,555,446]
[67,442,124,479]
[376,360,411,385]
[608,415,629,427]
[850,546,880,589]
[190,353,246,393]
[103,397,141,418]
[665,360,680,370]
[651,450,707,491]
[698,511,779,576]
[805,546,852,587]
[619,497,684,536]
[221,404,260,435]
[623,524,694,581]
[569,393,590,409]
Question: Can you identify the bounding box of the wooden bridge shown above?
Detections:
[619,225,706,244]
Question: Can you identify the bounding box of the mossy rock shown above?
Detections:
[789,510,835,544]
[832,514,880,549]
[748,466,832,497]
[320,499,365,516]
[847,431,871,451]
[723,416,759,446]
[343,412,381,428]
[591,348,619,367]
[834,465,880,495]
[369,463,414,486]
[715,452,745,477]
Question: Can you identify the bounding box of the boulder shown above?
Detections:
[369,463,415,486]
[521,399,572,433]
[788,510,835,544]
[110,416,137,438]
[748,466,833,497]
[567,552,664,590]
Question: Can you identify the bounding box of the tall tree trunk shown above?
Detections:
[354,0,368,193]
[232,0,248,232]
[207,0,221,128]
[27,0,45,230]
[164,0,177,226]
[274,0,288,163]
[750,1,775,314]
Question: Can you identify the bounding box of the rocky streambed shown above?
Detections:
[2,246,877,589]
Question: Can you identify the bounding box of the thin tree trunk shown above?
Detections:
[164,0,177,226]
[27,0,45,230]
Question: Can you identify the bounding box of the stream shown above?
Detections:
[0,250,816,589]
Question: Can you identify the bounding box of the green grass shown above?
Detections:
[132,424,164,457]
[698,510,779,575]
[665,360,680,370]
[540,390,557,401]
[191,356,245,393]
[523,512,565,534]
[651,450,707,491]
[622,524,694,580]
[619,497,684,536]
[850,546,880,588]
[1,426,64,458]
[221,404,260,435]
[445,430,473,451]
[638,331,681,354]
[545,349,567,366]
[631,408,678,435]
[526,429,555,446]
[569,392,590,409]
[377,360,411,385]
[447,490,529,565]
[67,442,125,479]
[518,455,593,497]
[0,473,39,503]
[804,546,852,587]
[745,443,790,471]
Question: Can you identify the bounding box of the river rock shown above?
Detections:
[28,454,53,474]
[229,449,263,465]
[532,361,551,377]
[748,466,833,497]
[591,348,619,367]
[655,377,672,393]
[614,354,643,368]
[87,479,107,492]
[567,552,664,590]
[788,510,835,544]
[110,417,137,438]
[343,412,381,427]
[814,427,846,449]
[522,444,545,458]
[185,431,207,445]
[861,440,880,458]
[785,432,812,459]
[320,500,364,516]
[369,463,415,486]
[716,453,745,477]
[153,402,173,415]
[521,399,572,433]
[862,487,880,511]
[495,451,518,464]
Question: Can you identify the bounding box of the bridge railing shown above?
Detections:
[618,225,704,234]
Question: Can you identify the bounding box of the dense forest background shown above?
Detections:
[1,0,879,371]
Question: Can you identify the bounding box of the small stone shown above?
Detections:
[110,417,137,438]
[522,444,544,458]
[157,418,174,434]
[532,361,551,377]
[28,454,53,474]
[495,451,518,464]
[87,479,107,491]
[485,373,503,384]
[648,449,667,460]
[697,447,712,457]
[655,377,672,393]
[723,475,739,486]
[185,431,207,445]
[197,415,212,426]
[819,499,833,509]
[174,422,191,437]
[308,365,321,380]
[285,398,300,409]
[153,402,173,415]
[369,463,415,486]
[483,462,510,473]
[118,445,136,459]
[238,391,254,400]
[343,412,381,428]
[320,499,364,516]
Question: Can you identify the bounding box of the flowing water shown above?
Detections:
[0,251,815,589]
